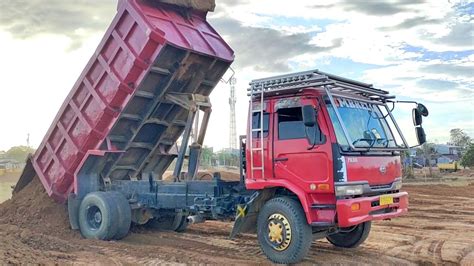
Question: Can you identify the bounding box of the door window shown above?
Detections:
[278,107,325,144]
[278,107,306,140]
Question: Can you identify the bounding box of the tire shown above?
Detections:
[147,216,174,230]
[327,221,371,248]
[109,192,132,240]
[173,215,188,233]
[147,214,188,233]
[257,197,312,264]
[78,192,119,240]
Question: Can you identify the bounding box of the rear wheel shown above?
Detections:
[147,213,188,232]
[327,221,371,248]
[78,192,119,240]
[109,192,132,240]
[173,214,188,232]
[257,197,312,264]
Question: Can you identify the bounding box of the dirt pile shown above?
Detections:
[157,0,215,12]
[197,170,240,181]
[162,170,240,181]
[0,176,74,238]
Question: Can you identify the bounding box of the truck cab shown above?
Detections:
[239,70,428,263]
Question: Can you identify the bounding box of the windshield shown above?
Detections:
[326,97,400,150]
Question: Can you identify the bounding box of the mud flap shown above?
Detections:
[67,193,81,230]
[230,189,275,239]
[13,155,36,195]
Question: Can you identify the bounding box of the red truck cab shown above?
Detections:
[240,70,427,263]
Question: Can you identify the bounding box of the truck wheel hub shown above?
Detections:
[86,206,102,229]
[94,212,102,223]
[267,213,292,251]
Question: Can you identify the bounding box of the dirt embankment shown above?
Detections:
[0,177,73,238]
[0,175,473,264]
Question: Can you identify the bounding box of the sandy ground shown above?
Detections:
[0,172,20,203]
[0,172,473,265]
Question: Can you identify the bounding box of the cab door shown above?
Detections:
[272,97,332,190]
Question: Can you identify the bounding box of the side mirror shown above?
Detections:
[416,127,426,145]
[302,105,316,127]
[417,103,429,117]
[412,108,422,126]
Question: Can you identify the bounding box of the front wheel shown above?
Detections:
[327,221,371,248]
[257,197,312,264]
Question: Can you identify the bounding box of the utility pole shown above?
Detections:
[27,133,30,148]
[229,76,237,150]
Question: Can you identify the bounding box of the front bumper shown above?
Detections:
[336,191,408,227]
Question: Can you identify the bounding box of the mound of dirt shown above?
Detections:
[0,176,75,239]
[197,170,240,181]
[162,170,240,181]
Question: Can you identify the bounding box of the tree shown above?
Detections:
[200,146,214,168]
[5,146,35,162]
[216,149,239,167]
[449,128,472,149]
[416,143,436,177]
[460,144,474,168]
[400,150,414,179]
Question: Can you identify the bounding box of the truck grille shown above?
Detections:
[370,184,392,190]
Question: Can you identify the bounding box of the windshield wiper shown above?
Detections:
[352,138,375,146]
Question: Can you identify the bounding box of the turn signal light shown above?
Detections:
[318,184,330,191]
[351,203,360,211]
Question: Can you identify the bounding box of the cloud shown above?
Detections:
[339,0,426,16]
[0,0,115,49]
[434,22,474,47]
[383,16,444,30]
[417,79,459,91]
[309,4,336,9]
[218,0,249,7]
[210,16,342,72]
[421,63,474,78]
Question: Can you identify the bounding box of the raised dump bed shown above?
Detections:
[23,0,233,202]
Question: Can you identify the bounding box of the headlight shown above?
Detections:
[335,185,364,196]
[393,180,402,190]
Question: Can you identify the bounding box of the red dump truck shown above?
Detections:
[16,0,429,263]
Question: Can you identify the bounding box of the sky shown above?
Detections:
[0,0,472,151]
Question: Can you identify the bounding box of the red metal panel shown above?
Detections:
[345,156,402,185]
[336,192,408,227]
[31,0,233,202]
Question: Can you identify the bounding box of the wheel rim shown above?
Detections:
[86,206,102,230]
[266,213,292,251]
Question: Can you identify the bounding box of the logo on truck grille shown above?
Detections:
[379,166,387,174]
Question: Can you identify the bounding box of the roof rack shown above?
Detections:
[248,69,394,101]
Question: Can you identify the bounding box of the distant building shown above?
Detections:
[0,159,24,171]
[434,144,461,163]
[0,151,5,159]
[434,144,462,156]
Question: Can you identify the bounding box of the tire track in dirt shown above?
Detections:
[1,179,474,264]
